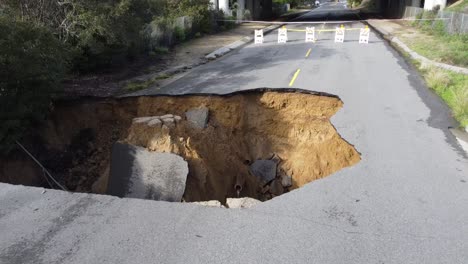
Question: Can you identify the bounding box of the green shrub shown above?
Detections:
[0,18,70,154]
[174,26,186,42]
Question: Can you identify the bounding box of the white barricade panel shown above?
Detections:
[305,27,316,43]
[335,26,345,43]
[255,29,264,44]
[359,26,370,44]
[278,28,288,43]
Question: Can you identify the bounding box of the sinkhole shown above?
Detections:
[0,89,360,207]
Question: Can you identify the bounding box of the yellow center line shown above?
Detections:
[289,69,301,87]
[305,48,312,58]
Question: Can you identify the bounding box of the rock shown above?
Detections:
[159,114,174,119]
[280,174,292,187]
[261,185,270,194]
[133,117,154,124]
[270,153,282,164]
[161,117,175,128]
[270,179,284,196]
[192,200,224,208]
[148,118,162,127]
[226,197,261,209]
[107,143,188,202]
[250,160,277,182]
[174,115,182,122]
[185,107,209,129]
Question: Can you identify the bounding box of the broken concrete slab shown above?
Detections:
[160,114,174,119]
[191,200,225,208]
[133,116,156,124]
[185,107,209,129]
[107,143,188,202]
[147,118,162,127]
[161,117,175,128]
[250,160,277,182]
[226,197,262,209]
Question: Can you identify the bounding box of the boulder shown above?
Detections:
[107,143,188,202]
[226,197,261,209]
[250,160,277,182]
[185,107,209,129]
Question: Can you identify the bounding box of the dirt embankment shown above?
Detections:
[0,89,360,202]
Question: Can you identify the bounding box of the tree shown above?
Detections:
[0,17,70,153]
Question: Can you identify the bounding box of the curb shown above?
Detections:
[205,24,282,60]
[367,20,468,155]
[450,128,468,156]
[367,20,468,75]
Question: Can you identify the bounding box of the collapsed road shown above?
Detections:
[1,3,468,263]
[1,89,360,205]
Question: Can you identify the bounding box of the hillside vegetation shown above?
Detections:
[0,0,225,154]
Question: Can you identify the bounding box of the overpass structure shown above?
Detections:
[211,0,450,21]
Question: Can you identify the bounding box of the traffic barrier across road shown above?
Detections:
[359,26,370,44]
[278,27,288,43]
[254,25,373,44]
[334,25,345,43]
[305,27,316,43]
[255,29,264,44]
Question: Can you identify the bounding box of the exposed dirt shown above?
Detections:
[0,89,360,202]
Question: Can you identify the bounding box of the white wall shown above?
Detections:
[219,0,230,14]
[237,0,245,21]
[424,0,447,10]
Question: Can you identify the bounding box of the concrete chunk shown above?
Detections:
[174,115,182,122]
[185,107,209,129]
[160,114,174,119]
[226,197,261,209]
[250,160,277,182]
[192,200,224,208]
[108,143,188,202]
[161,117,175,128]
[147,118,162,127]
[133,117,155,124]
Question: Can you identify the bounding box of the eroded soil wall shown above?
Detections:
[0,89,360,202]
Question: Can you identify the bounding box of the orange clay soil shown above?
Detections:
[0,89,360,202]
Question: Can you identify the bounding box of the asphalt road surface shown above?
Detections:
[1,3,468,264]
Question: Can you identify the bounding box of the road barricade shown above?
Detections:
[278,27,288,43]
[254,29,264,44]
[359,26,370,44]
[305,27,316,43]
[334,25,345,43]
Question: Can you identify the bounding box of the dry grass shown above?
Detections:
[421,66,468,127]
[451,88,468,126]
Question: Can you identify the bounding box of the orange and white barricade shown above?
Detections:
[305,27,316,43]
[359,26,370,44]
[334,25,345,43]
[254,29,264,44]
[278,27,288,43]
